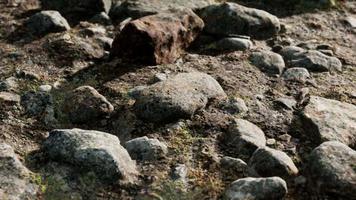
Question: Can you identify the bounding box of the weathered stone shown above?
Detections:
[90,12,112,25]
[210,37,252,52]
[221,97,249,115]
[198,2,280,39]
[43,128,138,183]
[282,67,310,83]
[248,147,299,179]
[111,9,204,65]
[41,0,112,23]
[64,86,114,124]
[307,141,356,199]
[249,50,285,74]
[125,136,168,161]
[280,46,342,72]
[0,143,38,200]
[302,96,356,146]
[220,156,248,174]
[133,72,226,122]
[225,119,266,156]
[109,0,215,22]
[26,10,70,35]
[0,92,20,105]
[275,97,297,110]
[0,77,19,92]
[224,177,287,200]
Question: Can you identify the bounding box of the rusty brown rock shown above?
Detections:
[110,9,204,65]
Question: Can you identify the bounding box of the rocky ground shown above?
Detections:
[0,0,355,200]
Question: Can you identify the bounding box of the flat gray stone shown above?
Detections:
[282,67,310,83]
[125,136,168,161]
[26,10,70,35]
[250,50,285,74]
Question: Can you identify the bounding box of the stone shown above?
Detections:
[39,85,52,92]
[41,0,112,23]
[220,156,248,174]
[0,143,38,200]
[64,86,114,124]
[0,77,19,92]
[171,164,188,182]
[133,72,226,122]
[301,96,356,146]
[225,119,266,156]
[224,177,287,200]
[282,67,310,83]
[280,46,342,72]
[0,92,20,105]
[249,50,285,74]
[198,2,280,39]
[26,10,70,36]
[152,73,168,83]
[43,128,138,183]
[307,141,356,199]
[345,16,356,28]
[248,147,299,179]
[210,37,252,52]
[111,9,204,65]
[89,12,112,25]
[109,0,215,22]
[125,136,168,161]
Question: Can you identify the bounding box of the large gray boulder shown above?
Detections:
[26,10,70,36]
[224,177,287,200]
[0,143,38,200]
[125,136,168,161]
[197,2,280,39]
[280,46,342,72]
[248,147,299,179]
[64,86,114,124]
[301,96,356,146]
[43,129,138,184]
[307,141,356,199]
[225,119,266,156]
[109,0,216,22]
[249,50,285,74]
[41,0,112,23]
[133,72,226,122]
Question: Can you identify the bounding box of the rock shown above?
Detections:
[125,136,168,161]
[301,96,356,146]
[0,91,20,105]
[109,0,215,22]
[345,16,356,28]
[133,72,226,122]
[282,67,310,83]
[266,138,276,146]
[64,86,114,124]
[26,10,70,36]
[307,141,356,199]
[249,50,285,74]
[20,90,55,123]
[210,37,252,52]
[225,119,266,156]
[280,46,342,72]
[224,177,287,200]
[198,2,280,39]
[0,77,19,92]
[275,97,297,110]
[248,147,299,179]
[152,73,168,83]
[39,84,52,92]
[41,0,112,23]
[0,143,38,200]
[222,97,249,115]
[16,70,41,81]
[110,9,204,65]
[89,12,112,25]
[43,128,138,183]
[220,156,248,174]
[171,164,188,182]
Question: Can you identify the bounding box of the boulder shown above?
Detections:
[43,128,138,183]
[282,67,310,83]
[26,10,70,36]
[109,0,215,22]
[249,50,285,74]
[224,177,287,200]
[210,37,252,52]
[125,136,168,161]
[225,119,266,156]
[302,96,356,146]
[198,2,280,39]
[133,72,226,122]
[110,9,204,65]
[64,86,114,124]
[307,141,356,199]
[0,143,38,200]
[248,147,299,179]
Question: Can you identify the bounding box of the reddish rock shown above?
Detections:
[110,9,204,65]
